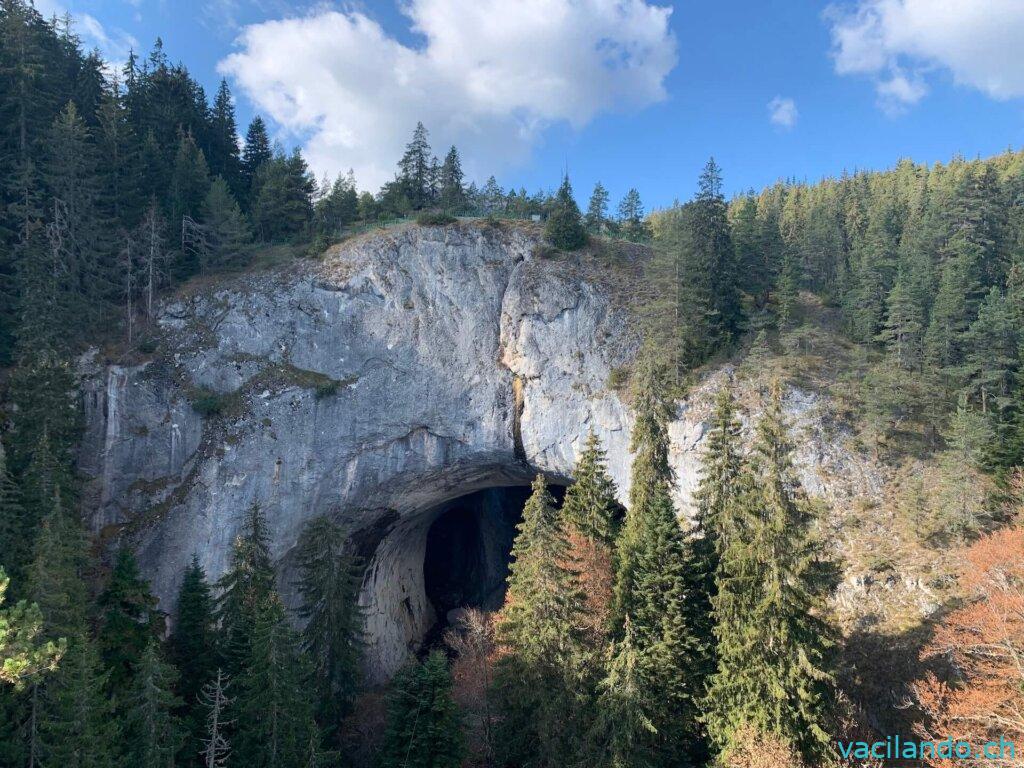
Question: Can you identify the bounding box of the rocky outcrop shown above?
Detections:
[79,222,882,683]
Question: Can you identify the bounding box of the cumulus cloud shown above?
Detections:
[826,0,1024,113]
[767,96,798,129]
[219,0,677,188]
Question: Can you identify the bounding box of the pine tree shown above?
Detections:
[123,642,182,768]
[201,176,252,271]
[438,146,465,212]
[97,547,163,694]
[545,175,587,251]
[704,383,836,766]
[215,502,276,677]
[379,650,464,768]
[294,516,364,731]
[585,182,610,234]
[0,566,64,688]
[494,474,588,765]
[233,595,323,768]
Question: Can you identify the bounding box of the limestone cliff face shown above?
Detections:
[78,223,880,682]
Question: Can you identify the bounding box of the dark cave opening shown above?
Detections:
[421,484,565,641]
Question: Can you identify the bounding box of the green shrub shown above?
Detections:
[314,379,340,399]
[416,211,457,226]
[608,366,630,391]
[190,388,228,417]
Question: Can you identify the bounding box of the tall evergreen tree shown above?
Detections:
[617,188,649,242]
[168,555,218,760]
[215,502,276,677]
[123,642,182,768]
[585,182,610,234]
[207,79,242,197]
[562,431,620,545]
[96,547,163,694]
[613,349,701,762]
[233,595,323,768]
[294,516,364,731]
[684,384,744,718]
[397,122,433,211]
[201,176,252,271]
[494,474,588,765]
[379,650,464,768]
[0,443,27,590]
[545,175,587,251]
[438,146,465,212]
[241,116,272,207]
[704,383,836,766]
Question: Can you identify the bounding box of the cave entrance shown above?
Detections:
[421,485,564,643]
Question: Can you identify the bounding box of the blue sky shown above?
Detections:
[39,0,1024,209]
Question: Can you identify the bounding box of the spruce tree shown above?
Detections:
[438,146,466,212]
[704,383,835,766]
[207,79,242,198]
[585,182,610,234]
[591,616,657,768]
[545,175,587,250]
[97,547,163,694]
[684,385,743,713]
[36,632,121,768]
[379,650,464,768]
[878,268,925,370]
[215,502,276,677]
[294,516,364,730]
[562,431,620,545]
[241,116,272,207]
[613,350,701,762]
[617,188,649,242]
[123,642,182,768]
[201,176,252,271]
[233,595,323,768]
[397,122,433,211]
[168,555,218,758]
[494,474,588,765]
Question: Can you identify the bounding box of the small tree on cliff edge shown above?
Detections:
[546,175,587,251]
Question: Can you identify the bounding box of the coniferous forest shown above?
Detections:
[2,2,1024,767]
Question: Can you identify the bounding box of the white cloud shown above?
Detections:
[219,0,677,188]
[826,0,1024,112]
[767,96,798,129]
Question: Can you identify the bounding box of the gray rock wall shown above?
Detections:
[79,223,879,682]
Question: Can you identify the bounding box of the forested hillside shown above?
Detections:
[1,2,1023,767]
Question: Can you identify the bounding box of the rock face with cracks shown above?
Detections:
[78,223,879,683]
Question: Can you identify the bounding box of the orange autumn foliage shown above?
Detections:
[561,526,614,644]
[912,521,1024,766]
